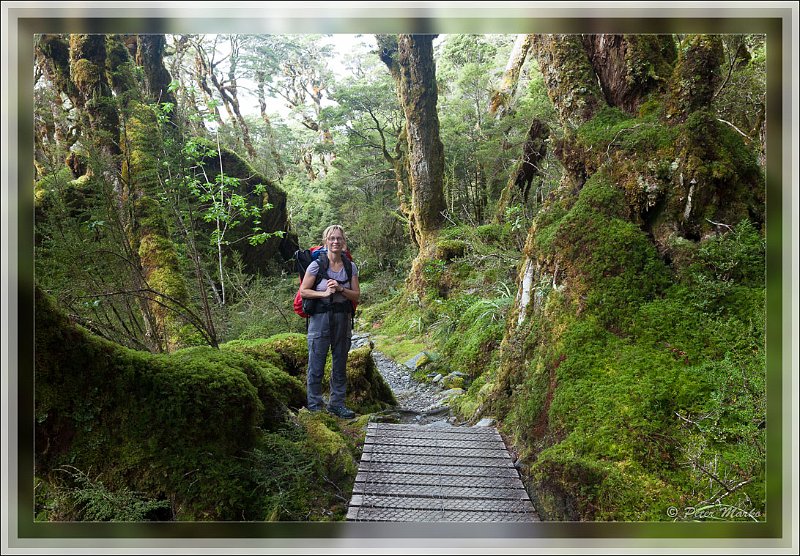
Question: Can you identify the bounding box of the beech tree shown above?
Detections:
[36,33,191,352]
[377,34,446,280]
[490,34,765,519]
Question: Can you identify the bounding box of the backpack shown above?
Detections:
[292,246,357,319]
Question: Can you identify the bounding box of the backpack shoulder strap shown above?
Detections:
[314,252,329,287]
[343,257,353,282]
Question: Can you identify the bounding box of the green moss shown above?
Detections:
[670,111,763,233]
[451,373,490,420]
[70,58,101,91]
[532,438,672,520]
[297,411,357,482]
[37,35,77,99]
[373,337,427,362]
[223,334,308,378]
[576,107,679,181]
[35,289,377,521]
[494,244,764,521]
[536,173,670,330]
[623,35,677,95]
[35,288,275,519]
[414,352,432,369]
[441,375,464,390]
[474,223,510,244]
[105,36,139,98]
[537,35,604,127]
[225,334,395,415]
[575,106,631,146]
[435,239,467,261]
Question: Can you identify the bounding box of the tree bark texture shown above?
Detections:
[135,35,176,105]
[488,34,535,117]
[531,34,606,130]
[394,34,446,243]
[495,118,550,216]
[582,34,676,115]
[376,34,414,247]
[667,35,725,122]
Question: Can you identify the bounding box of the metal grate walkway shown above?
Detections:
[346,423,539,522]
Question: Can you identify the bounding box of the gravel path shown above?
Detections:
[352,333,461,425]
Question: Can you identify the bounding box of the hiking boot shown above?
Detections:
[327,405,356,419]
[306,405,325,413]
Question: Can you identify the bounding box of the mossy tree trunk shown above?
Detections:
[36,33,193,352]
[395,34,446,245]
[378,33,446,293]
[508,33,680,327]
[376,35,416,247]
[489,34,765,520]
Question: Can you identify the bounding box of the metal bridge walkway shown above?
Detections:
[346,422,539,522]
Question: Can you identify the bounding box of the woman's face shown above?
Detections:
[326,230,346,252]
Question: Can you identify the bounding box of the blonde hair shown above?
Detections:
[322,224,347,243]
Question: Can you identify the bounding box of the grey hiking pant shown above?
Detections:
[306,307,352,409]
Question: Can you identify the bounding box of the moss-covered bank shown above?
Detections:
[34,287,394,521]
[484,36,766,521]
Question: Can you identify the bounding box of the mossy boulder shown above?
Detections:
[338,344,396,414]
[227,336,395,415]
[297,411,358,484]
[435,239,467,261]
[441,375,465,390]
[188,137,298,271]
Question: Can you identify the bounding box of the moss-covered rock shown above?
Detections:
[340,344,396,414]
[34,287,369,521]
[297,411,358,483]
[435,239,467,261]
[34,287,272,519]
[223,333,308,378]
[188,137,298,270]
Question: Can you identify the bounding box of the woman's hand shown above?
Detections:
[326,279,340,294]
[326,282,337,296]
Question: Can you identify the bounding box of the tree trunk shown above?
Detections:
[376,35,416,247]
[488,34,534,117]
[394,34,446,245]
[37,33,193,353]
[582,34,676,115]
[256,71,287,179]
[136,35,176,105]
[489,33,764,521]
[667,35,724,122]
[495,118,550,218]
[378,33,446,294]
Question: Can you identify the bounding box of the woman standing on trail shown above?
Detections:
[299,225,360,418]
